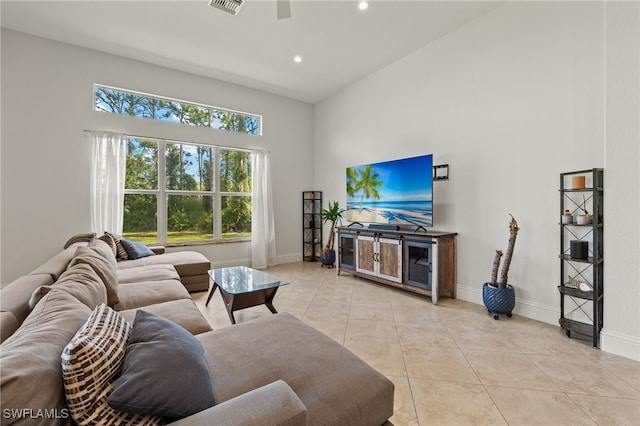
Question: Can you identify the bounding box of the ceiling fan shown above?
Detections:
[209,0,292,19]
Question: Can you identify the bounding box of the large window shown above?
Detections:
[94,84,261,135]
[123,138,251,244]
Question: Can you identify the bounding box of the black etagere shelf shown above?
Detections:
[302,191,322,261]
[558,168,603,348]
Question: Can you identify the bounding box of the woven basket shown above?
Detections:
[482,283,515,315]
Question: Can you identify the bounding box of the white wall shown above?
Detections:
[315,2,629,342]
[602,1,640,360]
[1,29,314,283]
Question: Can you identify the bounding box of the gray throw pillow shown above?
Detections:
[107,310,216,419]
[119,238,156,260]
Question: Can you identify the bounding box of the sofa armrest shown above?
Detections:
[149,246,165,255]
[171,380,306,426]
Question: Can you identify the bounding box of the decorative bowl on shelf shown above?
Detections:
[576,214,591,225]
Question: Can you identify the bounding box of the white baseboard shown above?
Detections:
[456,283,559,326]
[601,329,640,361]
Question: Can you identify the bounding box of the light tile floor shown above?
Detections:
[192,262,640,426]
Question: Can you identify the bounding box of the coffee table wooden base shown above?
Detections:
[205,283,280,324]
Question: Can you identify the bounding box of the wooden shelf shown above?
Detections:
[558,254,603,265]
[559,318,595,338]
[558,285,594,300]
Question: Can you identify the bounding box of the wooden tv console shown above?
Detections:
[336,227,457,305]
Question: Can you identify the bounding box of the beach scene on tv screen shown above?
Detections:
[346,154,433,227]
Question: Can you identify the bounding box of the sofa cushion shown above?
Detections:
[63,232,97,249]
[87,237,118,265]
[108,310,215,419]
[98,233,118,257]
[0,273,54,325]
[197,313,394,426]
[29,245,81,281]
[116,251,209,276]
[0,311,19,344]
[114,279,190,311]
[118,299,212,335]
[117,264,180,284]
[169,380,307,426]
[68,241,119,307]
[179,275,210,293]
[0,290,92,425]
[61,303,161,425]
[29,263,108,311]
[120,238,155,260]
[105,231,129,260]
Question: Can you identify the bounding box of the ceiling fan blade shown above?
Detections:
[277,0,291,19]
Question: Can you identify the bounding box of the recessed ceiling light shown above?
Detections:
[358,1,368,11]
[294,55,302,63]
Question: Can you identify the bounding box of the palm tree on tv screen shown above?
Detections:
[346,167,358,198]
[354,165,383,213]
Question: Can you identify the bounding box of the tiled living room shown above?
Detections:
[2,0,640,425]
[194,262,640,425]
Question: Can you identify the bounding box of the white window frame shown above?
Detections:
[124,136,252,245]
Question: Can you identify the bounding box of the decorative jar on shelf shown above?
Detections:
[561,209,573,224]
[577,214,591,225]
[572,175,586,189]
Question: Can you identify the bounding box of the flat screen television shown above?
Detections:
[346,154,433,227]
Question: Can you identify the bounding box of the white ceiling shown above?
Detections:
[1,0,504,103]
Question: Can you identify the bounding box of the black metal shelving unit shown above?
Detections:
[302,191,322,261]
[558,168,604,348]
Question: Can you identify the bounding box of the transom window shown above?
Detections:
[123,137,252,244]
[94,84,261,135]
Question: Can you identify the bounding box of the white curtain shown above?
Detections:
[251,149,277,269]
[89,131,127,234]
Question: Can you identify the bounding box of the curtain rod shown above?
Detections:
[83,129,254,153]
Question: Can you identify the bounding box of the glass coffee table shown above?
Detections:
[205,266,289,324]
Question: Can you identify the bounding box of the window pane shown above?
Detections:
[94,85,261,135]
[123,194,158,244]
[126,139,158,190]
[221,195,251,239]
[166,143,213,191]
[214,111,260,135]
[167,195,213,242]
[219,149,251,193]
[166,102,212,127]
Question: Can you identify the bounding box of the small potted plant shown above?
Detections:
[483,214,519,319]
[320,201,345,267]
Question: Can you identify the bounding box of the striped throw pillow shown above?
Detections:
[61,303,162,425]
[104,232,129,260]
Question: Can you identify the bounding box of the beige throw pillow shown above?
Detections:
[29,263,108,310]
[68,242,119,307]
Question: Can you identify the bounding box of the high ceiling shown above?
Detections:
[1,0,504,103]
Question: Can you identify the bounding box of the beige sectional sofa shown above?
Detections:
[0,238,394,425]
[116,246,211,293]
